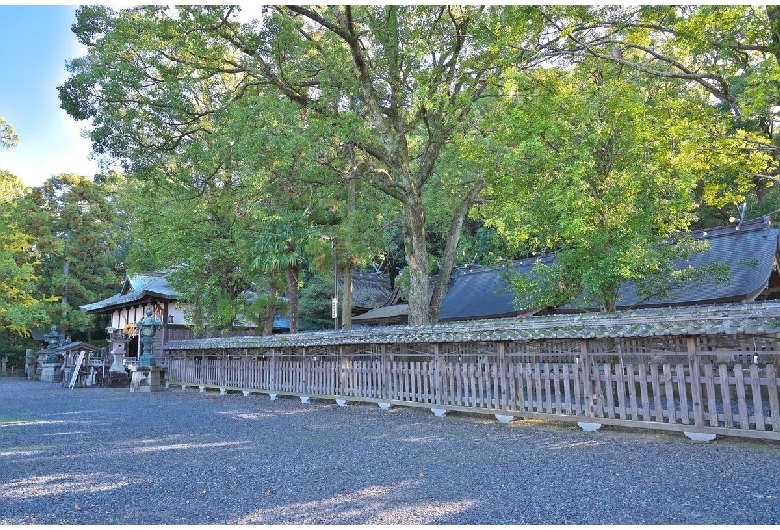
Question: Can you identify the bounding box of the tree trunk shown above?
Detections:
[428,177,485,323]
[286,265,299,333]
[261,282,279,335]
[341,262,353,331]
[402,196,432,326]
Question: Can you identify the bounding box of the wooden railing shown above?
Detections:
[164,337,780,441]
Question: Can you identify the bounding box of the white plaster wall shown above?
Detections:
[167,304,187,325]
[110,302,192,329]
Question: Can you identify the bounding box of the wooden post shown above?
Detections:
[498,342,508,410]
[687,336,704,428]
[434,343,443,405]
[581,340,593,418]
[270,347,277,392]
[302,347,308,395]
[381,344,390,400]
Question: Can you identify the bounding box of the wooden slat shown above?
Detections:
[686,337,703,428]
[750,364,765,431]
[414,361,421,402]
[423,361,430,404]
[543,363,553,414]
[735,365,749,429]
[627,364,638,421]
[604,363,616,419]
[615,363,627,420]
[508,362,517,411]
[663,363,676,424]
[573,362,582,416]
[493,362,501,409]
[704,363,719,428]
[524,363,535,411]
[766,364,780,432]
[562,364,572,414]
[477,361,486,408]
[499,342,508,410]
[468,362,476,407]
[534,364,544,413]
[676,363,689,425]
[580,341,593,418]
[593,359,605,418]
[553,364,563,414]
[650,363,664,423]
[639,363,651,421]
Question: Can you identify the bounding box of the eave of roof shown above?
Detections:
[164,300,780,351]
[80,289,177,313]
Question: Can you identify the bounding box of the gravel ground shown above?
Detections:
[1,377,780,525]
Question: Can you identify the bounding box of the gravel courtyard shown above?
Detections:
[1,377,779,525]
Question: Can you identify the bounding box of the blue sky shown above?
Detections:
[0,5,103,187]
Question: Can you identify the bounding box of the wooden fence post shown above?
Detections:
[498,341,508,410]
[339,345,346,396]
[302,346,308,395]
[269,347,277,392]
[434,343,443,405]
[581,339,592,418]
[381,344,389,400]
[687,336,704,428]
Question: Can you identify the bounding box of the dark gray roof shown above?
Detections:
[164,300,780,350]
[353,303,409,324]
[348,273,393,311]
[82,270,392,315]
[80,272,177,313]
[440,219,779,321]
[439,258,553,321]
[616,221,777,307]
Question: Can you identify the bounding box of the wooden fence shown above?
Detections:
[164,335,780,441]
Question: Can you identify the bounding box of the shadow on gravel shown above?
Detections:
[2,379,780,524]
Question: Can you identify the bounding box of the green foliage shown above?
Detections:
[479,61,766,312]
[0,171,47,335]
[15,173,128,334]
[0,117,18,149]
[122,164,259,336]
[58,5,780,323]
[297,276,335,329]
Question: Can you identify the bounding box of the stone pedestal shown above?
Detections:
[105,369,130,388]
[40,362,59,383]
[26,349,35,379]
[109,352,126,373]
[129,366,164,393]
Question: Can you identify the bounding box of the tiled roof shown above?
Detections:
[353,303,409,324]
[82,271,393,314]
[80,272,177,313]
[164,300,780,350]
[345,273,393,311]
[440,219,779,321]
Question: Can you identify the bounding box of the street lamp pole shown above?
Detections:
[321,233,338,330]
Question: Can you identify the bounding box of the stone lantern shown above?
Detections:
[129,307,165,393]
[43,325,61,362]
[136,308,162,367]
[40,325,61,382]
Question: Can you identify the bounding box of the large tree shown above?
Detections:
[58,5,583,325]
[476,60,770,312]
[17,173,128,337]
[0,171,47,336]
[61,5,780,323]
[556,6,780,215]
